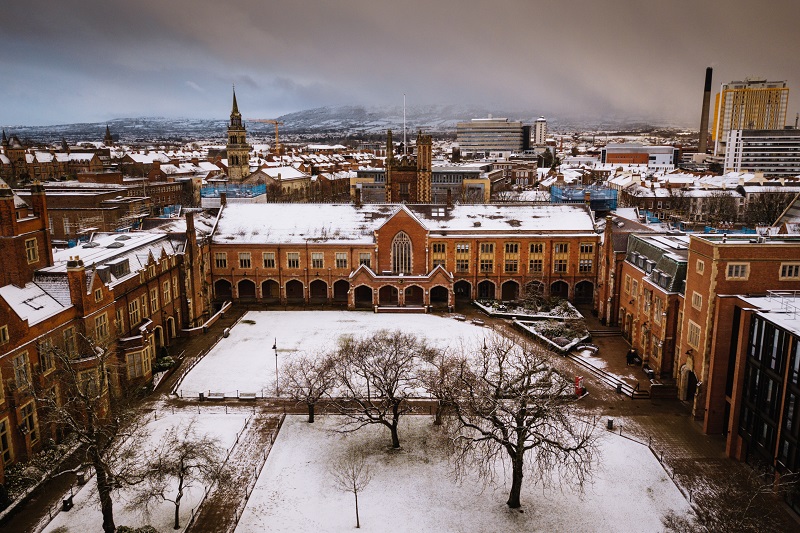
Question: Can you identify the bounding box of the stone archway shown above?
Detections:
[309,280,328,302]
[574,280,594,304]
[477,280,495,300]
[679,364,698,402]
[285,279,304,302]
[501,280,520,301]
[404,285,424,306]
[454,280,472,301]
[333,280,349,302]
[214,279,232,300]
[354,285,373,308]
[430,286,449,308]
[550,280,569,300]
[262,279,279,300]
[379,285,399,306]
[238,279,256,300]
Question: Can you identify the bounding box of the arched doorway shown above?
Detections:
[333,280,349,303]
[679,365,698,402]
[379,285,399,306]
[153,326,164,348]
[309,280,328,302]
[285,280,304,302]
[166,317,176,339]
[214,279,232,300]
[454,280,472,302]
[501,280,520,301]
[477,280,495,300]
[354,285,373,308]
[404,285,424,306]
[238,279,256,300]
[574,280,594,304]
[262,279,279,300]
[430,286,449,308]
[550,280,569,300]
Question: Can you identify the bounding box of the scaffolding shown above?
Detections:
[550,184,618,211]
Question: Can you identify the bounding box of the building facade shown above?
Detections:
[724,129,800,176]
[456,117,526,157]
[712,78,789,157]
[226,89,251,181]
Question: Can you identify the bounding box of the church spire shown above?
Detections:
[230,86,242,127]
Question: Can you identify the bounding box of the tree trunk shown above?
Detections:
[506,456,524,508]
[174,470,185,529]
[308,403,315,423]
[354,490,360,528]
[389,424,400,449]
[93,454,116,533]
[433,401,442,426]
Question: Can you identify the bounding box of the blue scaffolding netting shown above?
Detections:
[550,185,618,211]
[200,183,267,198]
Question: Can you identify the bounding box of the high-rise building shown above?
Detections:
[724,128,800,176]
[456,117,525,157]
[533,116,548,146]
[226,89,251,181]
[711,78,789,156]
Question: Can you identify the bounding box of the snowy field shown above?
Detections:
[43,406,251,533]
[235,416,691,533]
[177,311,488,397]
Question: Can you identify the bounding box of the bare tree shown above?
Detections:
[279,352,336,423]
[127,419,228,530]
[330,447,374,529]
[742,189,797,227]
[333,330,435,449]
[441,334,597,509]
[705,191,739,226]
[34,337,146,533]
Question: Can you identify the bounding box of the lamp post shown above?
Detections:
[272,338,278,397]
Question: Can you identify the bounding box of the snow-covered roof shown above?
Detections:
[212,203,596,245]
[0,281,71,326]
[261,166,308,181]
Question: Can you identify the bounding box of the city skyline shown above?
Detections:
[1,0,800,127]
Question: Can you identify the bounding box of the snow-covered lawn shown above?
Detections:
[235,416,690,533]
[42,406,251,533]
[177,311,488,397]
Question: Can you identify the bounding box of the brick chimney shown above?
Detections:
[66,256,88,315]
[446,188,453,208]
[220,192,227,207]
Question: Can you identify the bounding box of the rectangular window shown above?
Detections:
[335,253,348,269]
[95,313,109,340]
[163,281,171,305]
[479,243,494,273]
[214,252,227,269]
[780,263,800,280]
[127,351,147,379]
[129,299,141,326]
[504,242,519,273]
[239,252,251,269]
[529,259,543,272]
[150,288,159,313]
[263,252,275,268]
[78,370,100,396]
[0,418,12,464]
[173,276,179,299]
[140,295,148,317]
[115,307,125,333]
[148,264,156,278]
[579,259,593,273]
[13,352,30,387]
[455,243,470,273]
[625,275,631,294]
[39,339,55,374]
[312,253,324,269]
[579,243,593,273]
[0,325,8,345]
[688,320,701,349]
[287,252,300,269]
[20,402,37,443]
[653,298,663,325]
[432,243,446,268]
[553,242,569,273]
[94,288,103,302]
[530,243,544,254]
[631,280,638,298]
[529,243,544,272]
[63,327,76,357]
[726,263,749,280]
[25,238,38,264]
[359,253,371,268]
[692,291,702,310]
[696,259,705,274]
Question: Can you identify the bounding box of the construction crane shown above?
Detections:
[249,119,284,155]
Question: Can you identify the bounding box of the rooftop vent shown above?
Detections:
[82,242,99,248]
[106,242,124,249]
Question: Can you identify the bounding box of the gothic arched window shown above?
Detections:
[391,232,412,274]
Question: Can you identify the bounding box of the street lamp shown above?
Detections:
[272,338,278,397]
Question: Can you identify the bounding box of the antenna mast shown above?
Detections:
[403,94,407,156]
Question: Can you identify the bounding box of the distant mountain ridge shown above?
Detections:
[2,104,670,144]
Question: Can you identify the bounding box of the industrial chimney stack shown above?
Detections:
[698,67,713,154]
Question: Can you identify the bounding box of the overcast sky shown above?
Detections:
[1,0,799,128]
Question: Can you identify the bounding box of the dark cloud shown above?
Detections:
[1,0,798,127]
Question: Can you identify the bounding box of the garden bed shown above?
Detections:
[474,299,582,320]
[514,319,590,354]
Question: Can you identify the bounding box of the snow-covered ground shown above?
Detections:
[235,416,691,533]
[42,406,251,533]
[177,311,488,397]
